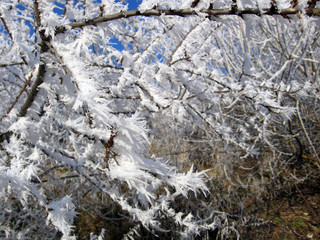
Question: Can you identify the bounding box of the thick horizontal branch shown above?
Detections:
[55,7,320,34]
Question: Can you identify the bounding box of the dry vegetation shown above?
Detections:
[147,115,320,239]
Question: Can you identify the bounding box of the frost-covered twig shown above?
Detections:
[17,62,46,117]
[0,62,25,68]
[1,67,36,120]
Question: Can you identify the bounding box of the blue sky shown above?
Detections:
[53,0,142,14]
[112,0,142,51]
[94,0,142,10]
[92,0,142,11]
[127,0,142,10]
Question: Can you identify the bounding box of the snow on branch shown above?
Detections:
[1,0,320,239]
[55,5,320,34]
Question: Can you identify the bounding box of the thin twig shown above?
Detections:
[0,62,25,68]
[1,67,36,120]
[0,13,28,64]
[90,63,124,70]
[0,13,13,39]
[168,23,200,66]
